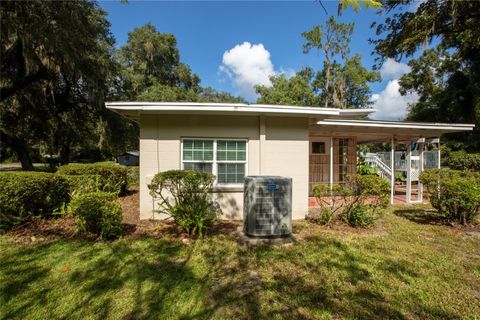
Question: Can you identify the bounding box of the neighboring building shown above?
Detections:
[106,102,474,220]
[118,151,139,166]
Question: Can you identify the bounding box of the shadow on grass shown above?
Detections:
[0,230,465,319]
[0,239,214,320]
[200,236,459,320]
[254,237,408,319]
[393,208,450,226]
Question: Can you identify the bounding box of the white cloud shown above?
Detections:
[370,79,419,120]
[278,67,296,79]
[380,58,411,80]
[219,42,275,101]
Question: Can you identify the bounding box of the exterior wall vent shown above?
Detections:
[243,176,292,237]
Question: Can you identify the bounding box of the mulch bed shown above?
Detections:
[4,189,479,244]
[5,187,240,244]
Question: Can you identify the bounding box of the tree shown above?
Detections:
[1,1,116,169]
[257,18,379,108]
[317,0,382,16]
[117,23,201,100]
[302,17,380,109]
[197,87,247,103]
[338,0,382,15]
[302,17,354,108]
[255,68,318,106]
[333,54,381,108]
[372,0,480,151]
[117,23,245,104]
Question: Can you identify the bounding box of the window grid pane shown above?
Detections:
[183,139,213,161]
[217,140,246,161]
[217,163,245,184]
[183,139,247,184]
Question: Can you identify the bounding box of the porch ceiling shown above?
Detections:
[311,119,475,143]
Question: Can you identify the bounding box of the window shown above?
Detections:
[312,142,325,154]
[182,139,247,185]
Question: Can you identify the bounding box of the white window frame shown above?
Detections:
[181,138,248,186]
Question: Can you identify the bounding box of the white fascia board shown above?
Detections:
[105,102,342,117]
[316,119,474,131]
[338,109,376,115]
[106,101,247,108]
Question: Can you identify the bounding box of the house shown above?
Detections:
[118,150,139,166]
[106,102,474,220]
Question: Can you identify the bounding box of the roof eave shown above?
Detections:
[315,119,475,133]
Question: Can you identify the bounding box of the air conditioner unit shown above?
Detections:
[243,176,292,237]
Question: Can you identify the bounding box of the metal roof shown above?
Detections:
[105,102,375,121]
[312,119,474,143]
[119,150,139,157]
[316,119,475,130]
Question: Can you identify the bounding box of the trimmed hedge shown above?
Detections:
[447,152,480,171]
[69,192,122,239]
[420,169,480,224]
[57,163,128,195]
[59,174,102,195]
[127,166,139,187]
[0,172,69,232]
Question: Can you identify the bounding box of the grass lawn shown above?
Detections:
[1,206,480,320]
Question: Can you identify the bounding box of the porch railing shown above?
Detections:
[375,151,439,171]
[363,153,392,181]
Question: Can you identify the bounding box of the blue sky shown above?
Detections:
[99,1,418,120]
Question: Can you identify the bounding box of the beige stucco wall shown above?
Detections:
[139,114,309,220]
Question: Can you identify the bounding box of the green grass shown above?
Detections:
[1,206,480,320]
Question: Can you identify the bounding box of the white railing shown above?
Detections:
[363,153,392,181]
[376,151,439,171]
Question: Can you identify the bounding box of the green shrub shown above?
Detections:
[59,174,102,195]
[307,207,335,225]
[346,205,376,227]
[395,172,406,183]
[57,163,128,195]
[0,172,69,232]
[357,157,379,176]
[357,164,379,176]
[420,169,480,224]
[313,174,390,228]
[69,192,122,239]
[148,170,217,236]
[127,166,139,187]
[447,152,480,171]
[311,184,344,225]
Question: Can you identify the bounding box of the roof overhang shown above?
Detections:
[105,102,375,122]
[312,119,475,143]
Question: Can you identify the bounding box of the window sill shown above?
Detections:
[211,185,244,193]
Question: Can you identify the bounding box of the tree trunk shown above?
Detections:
[1,130,34,170]
[59,143,70,165]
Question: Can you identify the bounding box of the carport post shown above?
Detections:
[329,136,334,190]
[390,136,395,205]
[418,138,425,203]
[437,138,441,169]
[406,142,412,204]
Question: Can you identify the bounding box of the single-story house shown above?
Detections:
[106,102,474,220]
[118,150,139,166]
